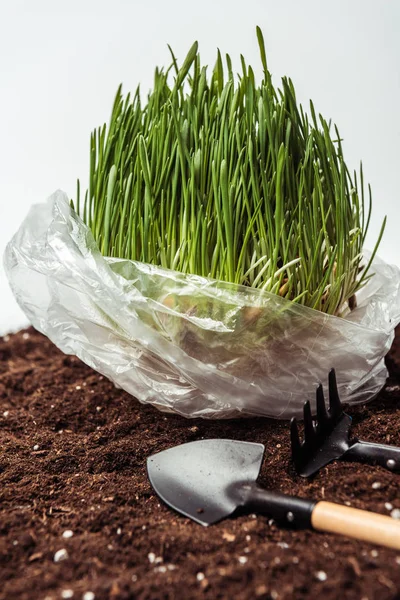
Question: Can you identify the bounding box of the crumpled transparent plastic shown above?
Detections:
[4,191,400,419]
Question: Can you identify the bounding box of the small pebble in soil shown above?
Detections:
[3,410,9,417]
[131,575,138,582]
[33,444,39,451]
[344,501,351,506]
[62,530,74,539]
[83,593,95,600]
[278,542,289,549]
[396,557,400,565]
[273,557,281,565]
[96,406,102,412]
[13,540,18,546]
[154,566,167,573]
[22,332,30,340]
[61,590,74,599]
[370,550,379,558]
[238,556,248,565]
[222,531,235,542]
[255,585,267,597]
[148,552,156,564]
[117,528,122,535]
[3,335,10,341]
[315,571,327,582]
[246,535,251,541]
[372,482,381,490]
[293,557,299,564]
[196,572,205,581]
[270,591,279,600]
[54,549,69,562]
[385,502,393,510]
[386,385,400,392]
[391,509,400,519]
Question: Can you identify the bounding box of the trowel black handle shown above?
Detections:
[343,440,400,472]
[237,482,400,549]
[237,482,316,529]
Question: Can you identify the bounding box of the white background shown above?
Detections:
[0,0,399,334]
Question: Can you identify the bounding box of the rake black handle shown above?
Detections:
[343,440,400,472]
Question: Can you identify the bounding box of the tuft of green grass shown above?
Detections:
[73,27,385,315]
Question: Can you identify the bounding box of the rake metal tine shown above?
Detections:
[328,368,342,418]
[290,417,302,455]
[316,383,328,425]
[303,400,315,442]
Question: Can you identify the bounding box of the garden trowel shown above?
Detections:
[147,438,400,549]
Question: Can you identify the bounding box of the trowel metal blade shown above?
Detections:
[147,439,265,526]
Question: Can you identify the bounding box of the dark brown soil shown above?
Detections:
[1,326,400,600]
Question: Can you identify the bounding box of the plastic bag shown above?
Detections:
[4,191,400,419]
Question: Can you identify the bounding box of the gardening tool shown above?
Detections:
[290,369,400,478]
[147,438,400,550]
